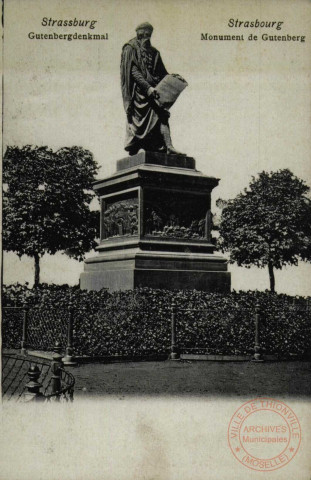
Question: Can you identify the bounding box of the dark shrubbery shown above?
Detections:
[2,284,311,358]
[2,308,24,349]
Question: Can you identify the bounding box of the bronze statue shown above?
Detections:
[120,22,185,156]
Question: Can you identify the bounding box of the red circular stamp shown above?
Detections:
[228,398,301,471]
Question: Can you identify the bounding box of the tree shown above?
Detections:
[3,145,100,286]
[217,169,311,292]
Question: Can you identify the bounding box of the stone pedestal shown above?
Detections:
[80,151,231,292]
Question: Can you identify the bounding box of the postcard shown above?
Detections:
[1,1,311,479]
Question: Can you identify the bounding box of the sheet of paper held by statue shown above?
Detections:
[1,1,311,480]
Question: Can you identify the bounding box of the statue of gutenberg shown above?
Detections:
[121,22,185,156]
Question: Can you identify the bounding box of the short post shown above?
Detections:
[62,297,77,366]
[24,365,44,402]
[21,303,28,355]
[169,301,180,360]
[51,342,63,399]
[252,301,264,362]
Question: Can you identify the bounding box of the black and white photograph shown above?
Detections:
[1,1,311,479]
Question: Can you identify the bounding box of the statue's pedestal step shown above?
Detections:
[116,151,196,171]
[80,249,230,292]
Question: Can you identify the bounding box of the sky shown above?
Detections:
[3,0,311,295]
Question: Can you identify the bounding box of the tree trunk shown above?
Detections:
[34,253,40,287]
[268,261,275,293]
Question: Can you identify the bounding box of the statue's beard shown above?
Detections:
[140,38,151,49]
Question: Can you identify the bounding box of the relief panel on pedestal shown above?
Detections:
[100,191,139,241]
[143,189,212,242]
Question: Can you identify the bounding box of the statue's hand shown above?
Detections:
[171,73,187,83]
[153,89,160,100]
[147,87,160,100]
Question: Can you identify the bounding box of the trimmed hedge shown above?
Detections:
[2,284,311,358]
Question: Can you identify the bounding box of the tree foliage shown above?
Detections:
[3,145,100,284]
[217,169,311,291]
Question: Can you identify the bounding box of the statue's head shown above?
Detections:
[136,22,153,47]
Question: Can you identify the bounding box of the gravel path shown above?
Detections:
[72,360,311,399]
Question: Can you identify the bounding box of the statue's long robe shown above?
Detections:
[120,38,168,152]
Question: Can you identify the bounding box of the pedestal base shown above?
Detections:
[80,250,231,293]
